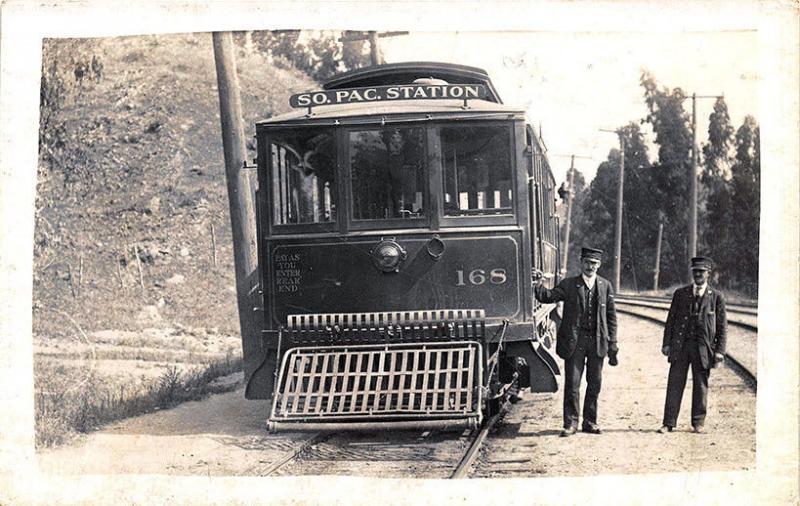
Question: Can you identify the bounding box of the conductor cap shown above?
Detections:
[580,247,603,261]
[690,256,713,271]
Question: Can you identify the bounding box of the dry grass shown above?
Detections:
[34,352,243,448]
[32,307,246,449]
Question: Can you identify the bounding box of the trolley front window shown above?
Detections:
[270,128,336,226]
[441,125,513,216]
[349,127,426,221]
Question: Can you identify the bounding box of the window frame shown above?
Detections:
[264,127,340,235]
[343,124,432,232]
[437,121,518,228]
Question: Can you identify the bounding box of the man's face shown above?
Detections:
[692,268,710,285]
[581,258,601,277]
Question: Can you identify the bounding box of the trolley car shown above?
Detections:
[244,62,562,431]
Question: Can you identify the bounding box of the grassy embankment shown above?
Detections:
[33,34,315,447]
[33,308,244,447]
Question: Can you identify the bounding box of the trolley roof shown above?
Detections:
[322,62,503,103]
[256,62,521,127]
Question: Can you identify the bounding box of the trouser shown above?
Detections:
[563,332,604,429]
[663,339,709,427]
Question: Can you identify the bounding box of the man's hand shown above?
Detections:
[608,350,618,367]
[712,352,725,368]
[661,345,670,357]
[531,268,544,286]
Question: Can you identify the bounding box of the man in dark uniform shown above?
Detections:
[658,256,727,434]
[532,247,618,437]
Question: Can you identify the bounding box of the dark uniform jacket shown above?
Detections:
[534,275,618,360]
[662,284,727,369]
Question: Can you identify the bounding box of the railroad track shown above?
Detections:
[451,403,508,478]
[251,406,509,478]
[615,298,757,388]
[618,293,757,312]
[254,432,332,476]
[615,295,757,331]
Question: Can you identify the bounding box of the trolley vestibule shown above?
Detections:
[241,62,562,431]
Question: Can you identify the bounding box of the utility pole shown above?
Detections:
[369,31,379,66]
[600,129,625,293]
[689,93,698,260]
[338,31,409,66]
[686,92,724,264]
[553,153,593,274]
[212,32,265,392]
[653,215,664,290]
[562,156,575,274]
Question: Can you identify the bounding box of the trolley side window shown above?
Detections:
[349,127,426,221]
[270,129,336,225]
[441,125,513,216]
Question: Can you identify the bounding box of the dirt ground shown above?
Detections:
[37,314,755,479]
[37,377,304,477]
[475,313,756,477]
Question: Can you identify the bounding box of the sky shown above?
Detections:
[382,30,760,186]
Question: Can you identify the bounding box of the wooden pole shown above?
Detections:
[685,92,723,280]
[653,220,664,290]
[683,94,699,285]
[561,156,575,274]
[212,32,263,385]
[613,135,625,293]
[625,213,638,292]
[368,31,380,65]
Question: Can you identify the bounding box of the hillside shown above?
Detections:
[34,33,317,337]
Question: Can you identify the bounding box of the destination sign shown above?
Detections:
[290,84,487,108]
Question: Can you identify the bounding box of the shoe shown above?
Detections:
[560,426,577,437]
[581,424,602,434]
[657,425,673,434]
[692,425,705,434]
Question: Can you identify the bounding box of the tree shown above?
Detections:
[573,73,757,295]
[235,30,372,83]
[640,71,693,287]
[341,32,371,70]
[617,122,653,291]
[560,167,588,275]
[700,98,735,284]
[576,122,651,289]
[702,97,735,181]
[39,39,104,193]
[728,116,760,296]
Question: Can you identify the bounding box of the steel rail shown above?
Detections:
[256,408,506,478]
[614,306,756,389]
[615,299,757,332]
[450,402,509,479]
[617,292,758,306]
[258,432,330,476]
[616,294,757,314]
